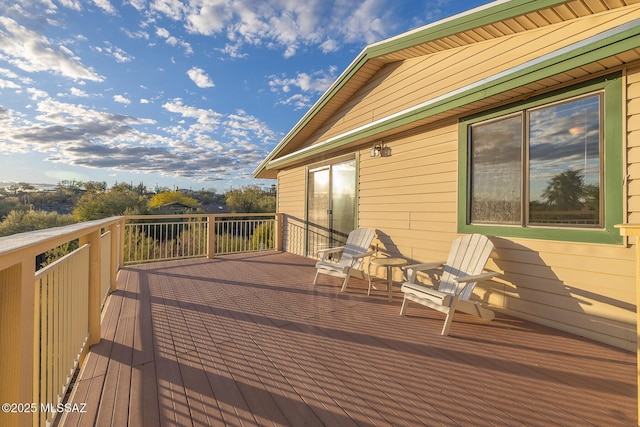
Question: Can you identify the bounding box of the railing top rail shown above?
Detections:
[0,212,282,269]
[125,213,277,220]
[0,216,123,257]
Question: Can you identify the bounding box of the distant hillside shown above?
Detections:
[0,181,58,191]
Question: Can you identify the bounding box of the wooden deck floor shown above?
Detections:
[60,251,637,426]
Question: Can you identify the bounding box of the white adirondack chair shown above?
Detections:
[313,228,376,292]
[399,234,499,336]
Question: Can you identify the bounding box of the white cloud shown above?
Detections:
[187,67,214,88]
[91,0,117,14]
[340,0,389,44]
[144,0,395,58]
[26,87,49,100]
[70,87,89,97]
[113,94,131,105]
[127,0,147,12]
[183,0,233,35]
[162,98,221,128]
[155,26,193,54]
[0,86,277,183]
[0,67,20,79]
[319,38,338,54]
[269,67,336,94]
[58,0,82,11]
[276,93,312,110]
[0,0,417,186]
[122,27,150,40]
[0,17,103,82]
[217,42,248,59]
[0,78,20,89]
[267,66,338,109]
[102,42,134,63]
[150,0,186,21]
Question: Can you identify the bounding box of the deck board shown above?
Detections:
[59,252,637,426]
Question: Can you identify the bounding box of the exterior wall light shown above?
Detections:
[370,142,391,158]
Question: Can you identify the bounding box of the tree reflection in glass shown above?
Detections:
[529,95,601,226]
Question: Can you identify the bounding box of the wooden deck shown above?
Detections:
[59,251,636,426]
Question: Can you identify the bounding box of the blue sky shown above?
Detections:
[0,0,489,191]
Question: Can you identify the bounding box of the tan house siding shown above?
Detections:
[485,239,635,350]
[358,121,460,264]
[277,167,307,257]
[300,6,640,151]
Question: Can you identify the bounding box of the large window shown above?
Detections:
[470,94,602,227]
[459,74,622,244]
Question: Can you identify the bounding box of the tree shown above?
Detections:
[0,198,24,221]
[583,184,600,212]
[73,189,148,221]
[56,180,84,193]
[83,181,107,193]
[250,222,274,250]
[149,191,200,209]
[226,185,275,213]
[191,188,225,205]
[541,170,584,210]
[0,210,76,237]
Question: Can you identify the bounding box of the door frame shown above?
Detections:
[304,154,359,257]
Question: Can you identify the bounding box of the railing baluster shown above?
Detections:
[120,214,276,264]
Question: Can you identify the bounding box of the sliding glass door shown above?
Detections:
[307,158,356,256]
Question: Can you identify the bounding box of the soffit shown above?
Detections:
[376,0,640,62]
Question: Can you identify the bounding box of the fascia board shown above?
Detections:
[365,0,566,57]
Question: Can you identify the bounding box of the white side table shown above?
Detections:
[368,257,408,302]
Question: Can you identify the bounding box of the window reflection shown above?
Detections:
[470,114,522,224]
[528,95,601,226]
[468,93,602,228]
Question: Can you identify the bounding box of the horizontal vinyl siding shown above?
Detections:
[358,121,460,274]
[277,167,307,256]
[486,238,634,323]
[302,5,640,150]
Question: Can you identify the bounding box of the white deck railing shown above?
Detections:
[0,213,282,427]
[34,244,90,427]
[123,213,279,264]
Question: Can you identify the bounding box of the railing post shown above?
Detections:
[80,229,101,346]
[0,258,36,427]
[109,223,118,294]
[275,213,284,252]
[207,215,216,259]
[22,257,36,427]
[119,218,125,268]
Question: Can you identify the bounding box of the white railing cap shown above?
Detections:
[0,216,123,256]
